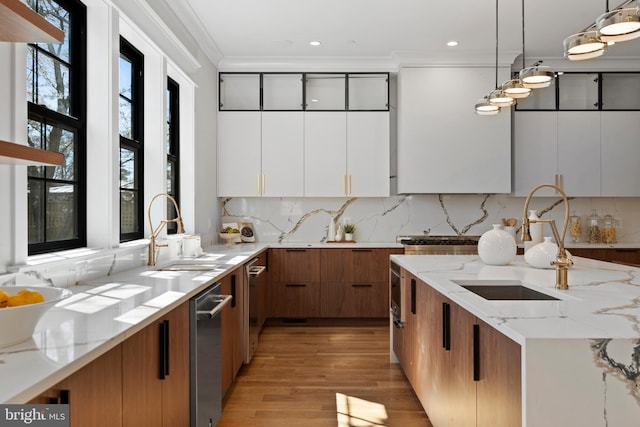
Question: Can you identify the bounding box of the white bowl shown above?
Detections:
[0,286,72,348]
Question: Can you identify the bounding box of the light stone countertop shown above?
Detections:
[390,254,640,427]
[0,243,269,404]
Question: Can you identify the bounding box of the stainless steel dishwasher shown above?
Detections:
[190,283,232,427]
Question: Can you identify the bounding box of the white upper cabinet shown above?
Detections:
[600,112,640,196]
[397,67,511,194]
[217,72,390,198]
[347,112,389,196]
[217,112,262,196]
[304,112,347,196]
[514,112,601,197]
[261,112,304,197]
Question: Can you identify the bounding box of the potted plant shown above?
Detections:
[342,223,356,241]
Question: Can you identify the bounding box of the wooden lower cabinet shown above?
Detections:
[569,247,640,266]
[122,302,190,427]
[320,282,388,317]
[398,276,522,427]
[267,281,321,317]
[221,268,245,395]
[30,345,123,427]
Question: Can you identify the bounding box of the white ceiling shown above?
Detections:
[161,0,640,69]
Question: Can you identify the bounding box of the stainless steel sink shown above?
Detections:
[158,262,220,272]
[452,279,559,301]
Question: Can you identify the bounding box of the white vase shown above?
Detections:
[524,210,543,253]
[477,224,517,266]
[345,233,353,241]
[524,237,572,269]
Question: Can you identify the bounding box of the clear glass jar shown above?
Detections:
[569,211,582,243]
[602,214,616,243]
[587,209,602,243]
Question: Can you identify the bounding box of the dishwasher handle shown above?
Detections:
[196,294,232,320]
[248,266,265,276]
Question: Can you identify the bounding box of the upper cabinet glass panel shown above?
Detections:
[601,73,640,110]
[305,74,346,110]
[558,73,598,110]
[219,73,260,110]
[348,73,388,110]
[263,74,303,110]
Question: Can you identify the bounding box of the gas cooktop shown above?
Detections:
[399,235,481,245]
[398,235,480,255]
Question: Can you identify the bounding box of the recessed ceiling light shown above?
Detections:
[310,41,321,46]
[447,41,458,47]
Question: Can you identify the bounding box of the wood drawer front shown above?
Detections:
[321,248,401,283]
[268,282,321,318]
[270,248,321,283]
[320,282,388,318]
[570,248,640,266]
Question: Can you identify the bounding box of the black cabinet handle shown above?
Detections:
[352,249,373,253]
[59,389,70,405]
[285,283,306,287]
[442,302,451,351]
[410,279,416,315]
[473,324,480,382]
[352,283,372,288]
[285,249,306,252]
[159,320,170,380]
[231,274,236,308]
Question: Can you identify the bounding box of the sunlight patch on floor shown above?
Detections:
[336,392,388,427]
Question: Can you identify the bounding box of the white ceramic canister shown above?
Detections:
[524,210,543,253]
[183,235,202,257]
[477,224,517,266]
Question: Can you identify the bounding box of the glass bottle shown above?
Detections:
[602,214,616,244]
[569,211,582,243]
[587,209,602,243]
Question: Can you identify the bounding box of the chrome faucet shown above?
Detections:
[522,184,573,290]
[147,193,185,266]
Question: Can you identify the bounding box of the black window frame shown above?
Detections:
[166,77,180,234]
[27,0,87,255]
[119,37,145,242]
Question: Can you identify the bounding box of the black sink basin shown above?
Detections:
[452,280,559,301]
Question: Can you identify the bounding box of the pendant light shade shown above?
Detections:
[596,8,640,42]
[520,65,555,88]
[502,79,532,98]
[563,30,607,60]
[475,98,500,115]
[488,89,515,107]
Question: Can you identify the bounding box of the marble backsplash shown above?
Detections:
[221,194,640,244]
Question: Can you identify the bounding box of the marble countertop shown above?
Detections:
[390,254,640,345]
[0,243,268,404]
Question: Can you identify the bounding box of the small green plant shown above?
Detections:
[342,223,356,234]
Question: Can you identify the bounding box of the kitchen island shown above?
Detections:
[391,254,640,427]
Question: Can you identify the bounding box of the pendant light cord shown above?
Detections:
[521,0,526,70]
[495,0,499,89]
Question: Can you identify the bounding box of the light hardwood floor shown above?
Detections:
[218,325,432,427]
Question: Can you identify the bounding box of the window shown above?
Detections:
[166,77,180,234]
[27,0,86,255]
[119,38,144,242]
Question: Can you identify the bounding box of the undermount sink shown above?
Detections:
[158,262,220,272]
[451,280,559,301]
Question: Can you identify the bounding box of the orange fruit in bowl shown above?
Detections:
[0,290,8,308]
[7,289,45,307]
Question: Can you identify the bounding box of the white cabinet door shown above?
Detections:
[557,112,601,197]
[304,112,347,196]
[397,67,511,194]
[347,112,389,197]
[217,112,262,196]
[261,112,304,197]
[513,112,559,196]
[601,112,640,196]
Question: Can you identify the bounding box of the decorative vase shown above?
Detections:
[524,210,543,253]
[524,236,571,269]
[478,224,517,266]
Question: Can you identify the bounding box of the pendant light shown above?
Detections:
[477,0,514,114]
[518,0,554,89]
[563,30,607,60]
[596,7,640,42]
[502,0,531,99]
